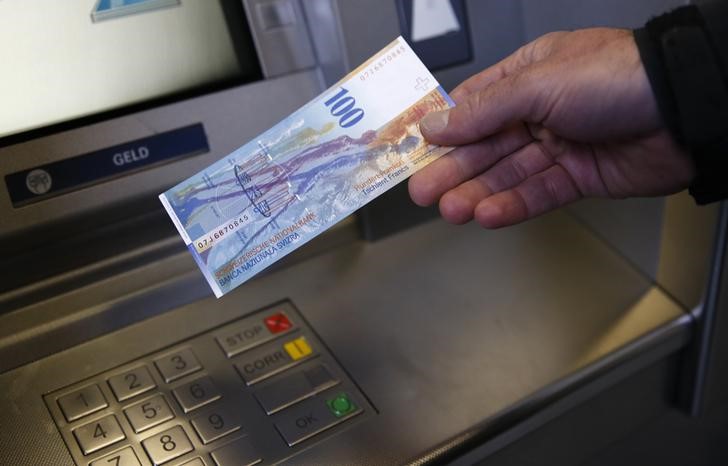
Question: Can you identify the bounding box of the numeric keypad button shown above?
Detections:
[141,425,193,465]
[124,394,175,433]
[154,348,202,383]
[89,446,142,466]
[190,409,241,444]
[108,366,156,402]
[210,437,261,466]
[172,377,221,413]
[57,384,108,422]
[72,414,125,455]
[179,458,206,466]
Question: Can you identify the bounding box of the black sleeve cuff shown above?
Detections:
[635,2,728,205]
[634,27,682,144]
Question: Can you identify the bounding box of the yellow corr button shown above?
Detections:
[283,337,313,361]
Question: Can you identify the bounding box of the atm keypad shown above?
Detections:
[44,301,371,465]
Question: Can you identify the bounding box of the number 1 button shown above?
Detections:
[57,384,107,422]
[154,348,202,383]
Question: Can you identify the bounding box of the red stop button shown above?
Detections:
[264,313,292,334]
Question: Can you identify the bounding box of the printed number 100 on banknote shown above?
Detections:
[160,36,455,297]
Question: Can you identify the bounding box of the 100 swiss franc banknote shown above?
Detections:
[160,36,455,297]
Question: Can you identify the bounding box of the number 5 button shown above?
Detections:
[124,394,175,433]
[154,348,202,383]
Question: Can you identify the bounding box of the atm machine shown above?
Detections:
[1,1,726,465]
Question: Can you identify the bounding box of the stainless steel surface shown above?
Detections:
[255,365,339,415]
[0,70,323,240]
[0,215,359,373]
[179,458,206,466]
[0,213,693,465]
[300,0,349,86]
[242,0,316,78]
[209,437,261,466]
[683,201,728,416]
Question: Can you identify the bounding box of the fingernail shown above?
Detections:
[420,110,449,135]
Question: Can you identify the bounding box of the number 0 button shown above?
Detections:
[142,425,193,465]
[154,348,202,383]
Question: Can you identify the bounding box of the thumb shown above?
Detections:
[420,72,542,146]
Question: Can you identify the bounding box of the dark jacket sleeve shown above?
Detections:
[634,0,728,204]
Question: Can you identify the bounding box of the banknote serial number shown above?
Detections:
[196,215,250,250]
[358,44,406,82]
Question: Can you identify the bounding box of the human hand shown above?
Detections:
[408,28,695,228]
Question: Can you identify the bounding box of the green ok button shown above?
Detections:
[327,393,357,418]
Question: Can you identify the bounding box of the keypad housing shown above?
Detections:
[44,301,372,466]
